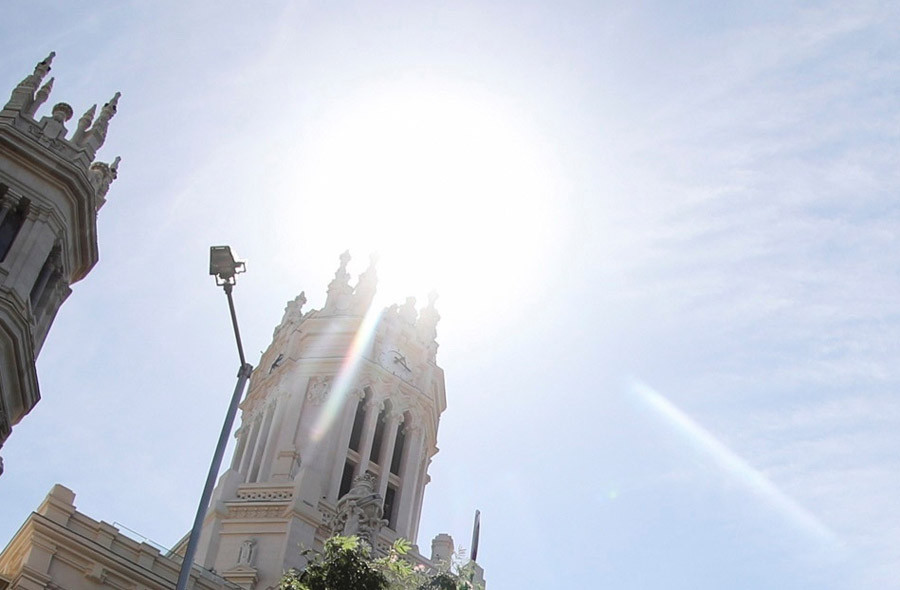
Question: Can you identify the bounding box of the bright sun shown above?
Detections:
[287,80,564,327]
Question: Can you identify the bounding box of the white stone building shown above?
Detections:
[188,251,476,590]
[0,53,121,475]
[0,257,485,589]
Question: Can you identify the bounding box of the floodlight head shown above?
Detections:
[209,245,245,286]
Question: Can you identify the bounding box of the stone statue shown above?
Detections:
[331,473,386,547]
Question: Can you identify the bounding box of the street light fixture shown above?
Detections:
[175,246,254,590]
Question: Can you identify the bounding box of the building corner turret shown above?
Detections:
[0,54,123,475]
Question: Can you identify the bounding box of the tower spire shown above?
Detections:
[352,252,379,314]
[75,92,120,157]
[4,52,55,112]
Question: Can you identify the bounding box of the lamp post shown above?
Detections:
[174,246,253,590]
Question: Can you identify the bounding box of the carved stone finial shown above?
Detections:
[352,252,379,315]
[417,291,440,360]
[52,102,73,122]
[71,92,120,157]
[79,92,120,154]
[324,251,353,313]
[37,52,56,75]
[89,156,120,208]
[399,296,418,325]
[25,77,53,117]
[72,104,96,144]
[275,291,307,337]
[38,102,73,140]
[5,52,56,112]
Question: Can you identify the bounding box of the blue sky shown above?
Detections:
[2,1,899,588]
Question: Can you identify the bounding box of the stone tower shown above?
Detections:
[0,53,121,475]
[191,252,455,590]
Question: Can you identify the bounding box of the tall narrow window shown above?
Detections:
[369,402,388,463]
[383,484,398,529]
[390,423,406,475]
[348,389,370,452]
[0,197,28,262]
[30,247,60,310]
[339,460,356,498]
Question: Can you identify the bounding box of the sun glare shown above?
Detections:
[286,81,564,326]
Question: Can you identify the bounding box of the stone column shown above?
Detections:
[353,398,381,479]
[239,414,262,477]
[327,391,362,501]
[0,196,13,226]
[230,425,249,470]
[258,395,287,482]
[376,412,403,498]
[394,425,424,537]
[248,403,276,482]
[410,457,431,542]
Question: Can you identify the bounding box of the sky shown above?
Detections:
[2,1,899,588]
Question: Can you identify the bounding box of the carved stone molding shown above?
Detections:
[235,488,293,502]
[226,505,287,519]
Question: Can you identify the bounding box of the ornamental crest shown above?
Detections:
[306,377,331,405]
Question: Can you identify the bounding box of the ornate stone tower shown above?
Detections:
[192,252,453,590]
[0,53,121,475]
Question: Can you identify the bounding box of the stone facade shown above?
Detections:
[0,486,239,590]
[0,54,121,475]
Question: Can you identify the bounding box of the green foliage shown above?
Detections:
[278,536,483,590]
[280,536,387,590]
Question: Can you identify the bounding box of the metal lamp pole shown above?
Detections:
[174,246,253,590]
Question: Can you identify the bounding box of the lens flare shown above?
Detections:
[309,305,383,444]
[631,380,839,545]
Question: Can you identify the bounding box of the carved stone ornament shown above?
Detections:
[330,473,386,548]
[275,291,306,337]
[237,538,256,567]
[306,377,331,405]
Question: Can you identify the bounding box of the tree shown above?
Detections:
[278,536,483,590]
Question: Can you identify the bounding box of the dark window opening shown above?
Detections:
[369,405,387,463]
[0,198,29,262]
[30,247,60,310]
[384,485,398,529]
[339,460,356,498]
[348,389,370,452]
[390,424,405,475]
